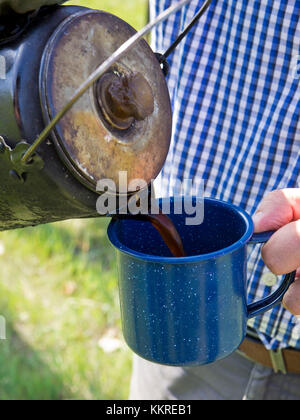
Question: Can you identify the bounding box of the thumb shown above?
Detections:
[253,189,300,233]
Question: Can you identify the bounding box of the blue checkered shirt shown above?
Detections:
[150,0,300,350]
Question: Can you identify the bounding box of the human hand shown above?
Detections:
[253,189,300,316]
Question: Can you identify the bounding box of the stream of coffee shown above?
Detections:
[137,213,187,258]
[116,212,187,258]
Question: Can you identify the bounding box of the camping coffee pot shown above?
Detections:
[0,5,172,231]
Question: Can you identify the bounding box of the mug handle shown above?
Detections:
[247,231,296,319]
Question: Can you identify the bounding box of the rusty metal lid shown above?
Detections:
[40,9,172,193]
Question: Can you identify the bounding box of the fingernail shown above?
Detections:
[252,211,263,227]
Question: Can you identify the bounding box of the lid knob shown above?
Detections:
[97,71,154,131]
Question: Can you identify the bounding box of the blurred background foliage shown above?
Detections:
[0,0,148,400]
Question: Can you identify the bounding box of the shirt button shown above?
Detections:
[262,272,278,287]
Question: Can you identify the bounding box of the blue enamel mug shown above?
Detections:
[108,197,295,366]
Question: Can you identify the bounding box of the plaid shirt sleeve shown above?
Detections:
[150,0,300,350]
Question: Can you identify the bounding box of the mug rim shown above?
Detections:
[107,197,254,264]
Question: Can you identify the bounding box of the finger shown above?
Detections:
[253,189,300,233]
[283,278,300,316]
[261,220,300,275]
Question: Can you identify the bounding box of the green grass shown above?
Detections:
[0,0,148,400]
[66,0,148,29]
[0,219,133,400]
